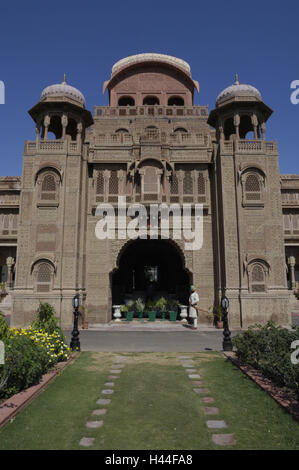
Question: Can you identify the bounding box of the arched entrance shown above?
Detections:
[112,239,192,305]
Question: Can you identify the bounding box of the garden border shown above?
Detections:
[223,351,299,422]
[0,352,79,429]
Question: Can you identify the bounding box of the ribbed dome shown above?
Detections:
[216,75,262,106]
[41,78,85,106]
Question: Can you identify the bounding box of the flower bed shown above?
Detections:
[0,305,71,400]
[232,321,299,400]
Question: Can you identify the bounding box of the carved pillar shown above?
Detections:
[61,114,68,139]
[76,121,83,145]
[177,169,184,204]
[234,114,240,139]
[43,115,50,140]
[251,114,258,139]
[261,122,266,140]
[6,256,14,289]
[288,256,296,290]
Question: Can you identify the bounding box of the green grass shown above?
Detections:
[0,352,298,450]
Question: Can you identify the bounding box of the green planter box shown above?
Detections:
[138,312,144,321]
[161,311,166,321]
[126,311,134,322]
[169,311,177,322]
[147,311,156,322]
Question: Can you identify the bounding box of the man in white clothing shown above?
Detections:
[189,285,199,330]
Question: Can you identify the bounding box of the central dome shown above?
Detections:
[216,75,262,107]
[41,78,85,107]
[111,53,191,77]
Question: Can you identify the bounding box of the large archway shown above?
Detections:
[112,239,192,306]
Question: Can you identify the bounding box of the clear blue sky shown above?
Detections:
[0,0,298,175]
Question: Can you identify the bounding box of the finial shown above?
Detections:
[234,73,239,85]
[63,73,66,83]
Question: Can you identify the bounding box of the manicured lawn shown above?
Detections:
[0,352,298,450]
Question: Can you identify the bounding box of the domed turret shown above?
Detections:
[40,75,86,108]
[216,75,262,107]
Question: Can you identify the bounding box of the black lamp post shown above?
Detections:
[70,294,81,352]
[221,295,233,351]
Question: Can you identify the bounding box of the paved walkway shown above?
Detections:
[63,325,238,352]
[79,354,236,448]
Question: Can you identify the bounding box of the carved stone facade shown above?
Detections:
[1,54,297,328]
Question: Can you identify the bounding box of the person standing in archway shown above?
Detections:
[189,285,199,330]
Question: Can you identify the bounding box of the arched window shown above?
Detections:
[143,96,160,105]
[36,262,52,293]
[251,264,266,292]
[115,128,129,134]
[245,174,261,200]
[174,127,188,133]
[118,96,135,106]
[168,96,184,106]
[41,174,57,200]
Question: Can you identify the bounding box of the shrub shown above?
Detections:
[0,312,9,340]
[233,321,299,399]
[31,303,65,341]
[0,334,49,399]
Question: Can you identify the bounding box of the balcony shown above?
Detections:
[24,140,80,155]
[93,131,210,148]
[220,139,277,155]
[94,105,209,119]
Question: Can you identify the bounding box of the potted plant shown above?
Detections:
[135,298,145,321]
[214,305,223,329]
[156,296,167,321]
[125,300,135,321]
[0,282,6,298]
[146,300,156,322]
[168,299,179,322]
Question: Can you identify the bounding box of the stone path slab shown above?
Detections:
[204,407,219,415]
[191,381,204,386]
[102,389,114,395]
[206,420,227,429]
[194,388,210,394]
[104,382,114,387]
[212,434,236,446]
[79,437,95,447]
[86,420,104,429]
[200,397,215,403]
[96,398,111,405]
[188,374,201,379]
[92,409,107,416]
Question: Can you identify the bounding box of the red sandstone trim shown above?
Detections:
[0,352,79,429]
[223,352,299,422]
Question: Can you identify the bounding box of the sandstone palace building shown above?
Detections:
[0,53,298,329]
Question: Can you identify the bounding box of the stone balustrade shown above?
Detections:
[220,139,277,155]
[24,139,80,155]
[94,105,209,119]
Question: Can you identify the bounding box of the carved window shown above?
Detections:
[241,170,264,207]
[170,173,179,195]
[36,262,53,293]
[96,171,104,194]
[109,170,119,194]
[38,170,60,206]
[183,170,193,195]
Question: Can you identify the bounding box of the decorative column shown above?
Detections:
[261,122,266,140]
[234,113,240,139]
[6,256,14,289]
[61,114,68,139]
[288,256,296,290]
[76,121,83,146]
[43,115,50,140]
[251,114,258,139]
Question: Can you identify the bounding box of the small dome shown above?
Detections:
[41,77,85,106]
[216,75,262,106]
